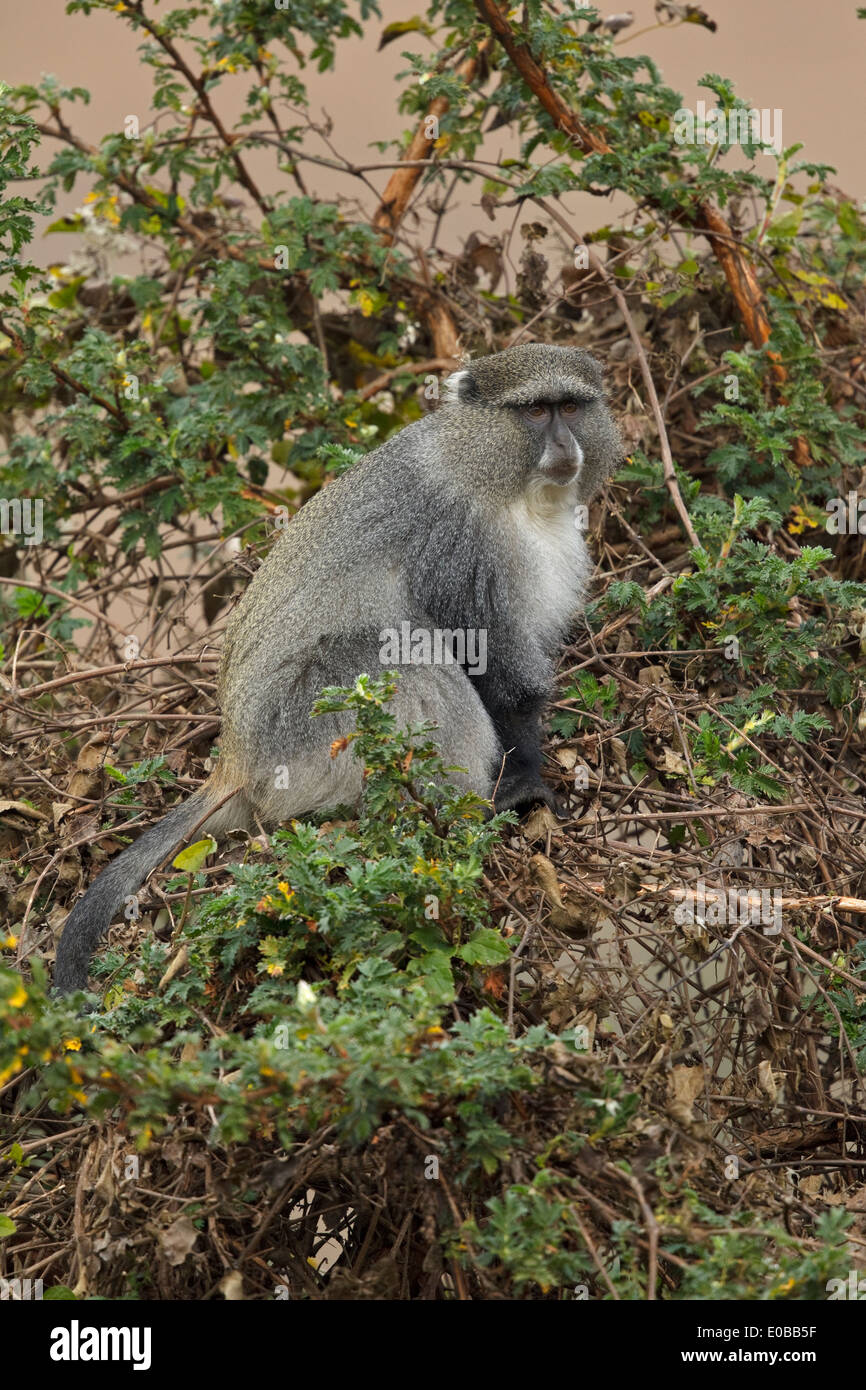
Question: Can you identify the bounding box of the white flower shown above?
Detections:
[296,980,316,1014]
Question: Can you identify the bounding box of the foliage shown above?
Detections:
[1,0,864,1301]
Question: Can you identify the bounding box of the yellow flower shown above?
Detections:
[63,1037,82,1052]
[788,505,820,535]
[8,984,27,1008]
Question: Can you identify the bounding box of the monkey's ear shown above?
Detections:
[443,368,479,404]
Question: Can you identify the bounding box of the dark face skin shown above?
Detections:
[519,400,586,483]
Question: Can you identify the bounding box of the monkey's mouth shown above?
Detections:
[541,461,580,484]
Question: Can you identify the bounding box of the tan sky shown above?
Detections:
[4,0,864,259]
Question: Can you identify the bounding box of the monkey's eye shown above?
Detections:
[560,400,581,416]
[523,404,549,421]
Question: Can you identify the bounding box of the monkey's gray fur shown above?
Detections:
[54,343,623,993]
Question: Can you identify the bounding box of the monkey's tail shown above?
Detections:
[53,782,241,995]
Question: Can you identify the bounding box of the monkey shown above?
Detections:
[53,342,623,994]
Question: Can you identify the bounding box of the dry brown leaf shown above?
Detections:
[67,770,101,800]
[75,738,108,771]
[158,943,189,991]
[667,1064,704,1126]
[522,803,559,841]
[757,1059,778,1103]
[609,737,628,772]
[638,664,671,688]
[0,798,50,822]
[160,1215,199,1267]
[662,747,689,776]
[528,853,589,935]
[483,967,507,999]
[220,1270,245,1300]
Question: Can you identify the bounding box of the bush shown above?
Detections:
[1,0,864,1301]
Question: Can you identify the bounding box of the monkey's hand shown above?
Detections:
[493,777,565,820]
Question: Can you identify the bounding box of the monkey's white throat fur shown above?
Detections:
[512,478,590,644]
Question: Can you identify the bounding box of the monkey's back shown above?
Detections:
[217,420,443,764]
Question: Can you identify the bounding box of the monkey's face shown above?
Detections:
[443,344,625,502]
[516,392,624,501]
[519,400,586,485]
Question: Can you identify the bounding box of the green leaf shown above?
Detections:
[173,837,217,873]
[409,950,455,1001]
[457,928,511,967]
[378,18,433,50]
[44,215,86,234]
